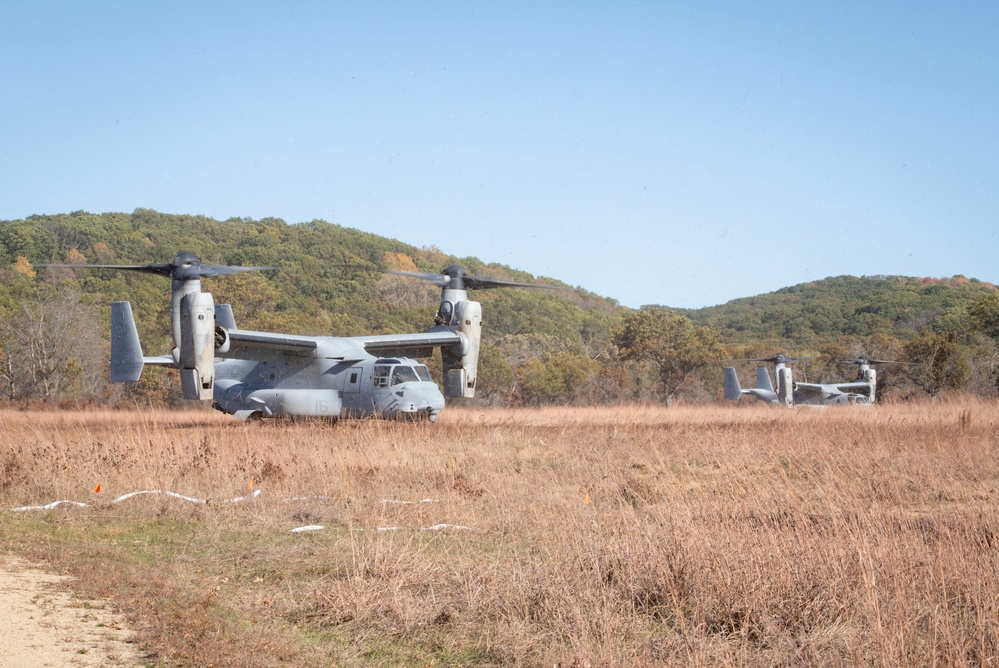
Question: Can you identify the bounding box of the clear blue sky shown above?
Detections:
[1,2,996,308]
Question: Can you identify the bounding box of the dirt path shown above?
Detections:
[0,556,140,667]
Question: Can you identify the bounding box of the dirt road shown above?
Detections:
[0,556,139,667]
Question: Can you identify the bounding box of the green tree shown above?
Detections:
[474,342,516,404]
[614,308,726,405]
[513,351,596,406]
[901,331,970,396]
[969,293,999,341]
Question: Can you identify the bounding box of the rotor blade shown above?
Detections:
[463,276,555,290]
[42,260,277,278]
[840,358,904,365]
[40,262,174,276]
[381,269,553,290]
[199,264,279,278]
[742,355,810,363]
[381,269,451,288]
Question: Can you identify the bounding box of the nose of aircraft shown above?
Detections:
[400,383,446,420]
[416,384,446,410]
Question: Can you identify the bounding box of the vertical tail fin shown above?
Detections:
[110,302,145,382]
[755,367,775,393]
[723,367,743,401]
[215,303,237,331]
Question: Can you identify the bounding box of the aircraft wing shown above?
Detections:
[225,330,320,356]
[794,381,873,398]
[359,330,463,358]
[793,383,826,398]
[222,328,463,361]
[829,382,874,394]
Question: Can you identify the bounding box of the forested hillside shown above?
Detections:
[0,210,627,405]
[680,275,999,399]
[0,210,996,405]
[679,274,996,347]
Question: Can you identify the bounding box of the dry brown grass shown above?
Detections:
[2,400,998,666]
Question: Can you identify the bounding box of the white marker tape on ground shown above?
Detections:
[9,500,89,512]
[8,488,261,511]
[289,525,327,533]
[422,523,473,531]
[112,490,206,504]
[222,489,262,503]
[381,498,438,504]
[336,524,473,534]
[10,492,473,534]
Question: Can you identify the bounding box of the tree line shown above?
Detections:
[1,210,997,406]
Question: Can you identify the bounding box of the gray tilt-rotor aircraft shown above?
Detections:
[724,355,889,406]
[792,356,886,406]
[59,252,548,422]
[722,353,805,406]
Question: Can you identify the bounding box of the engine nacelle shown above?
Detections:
[863,367,877,403]
[776,366,793,406]
[441,300,482,398]
[214,325,231,354]
[179,291,216,401]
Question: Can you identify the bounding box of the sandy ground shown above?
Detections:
[0,556,140,667]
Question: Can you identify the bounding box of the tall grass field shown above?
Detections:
[1,401,997,666]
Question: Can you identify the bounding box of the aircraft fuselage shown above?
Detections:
[212,355,445,421]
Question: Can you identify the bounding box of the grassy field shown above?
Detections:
[1,401,997,666]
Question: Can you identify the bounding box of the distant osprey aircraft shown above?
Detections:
[724,355,889,406]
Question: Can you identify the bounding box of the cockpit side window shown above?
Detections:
[373,365,391,388]
[415,365,433,382]
[391,366,419,385]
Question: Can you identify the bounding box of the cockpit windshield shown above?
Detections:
[391,366,419,385]
[373,364,435,388]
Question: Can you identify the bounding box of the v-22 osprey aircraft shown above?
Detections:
[59,252,548,422]
[724,355,885,406]
[722,354,804,406]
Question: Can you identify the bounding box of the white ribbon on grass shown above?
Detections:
[8,488,261,511]
[8,491,470,534]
